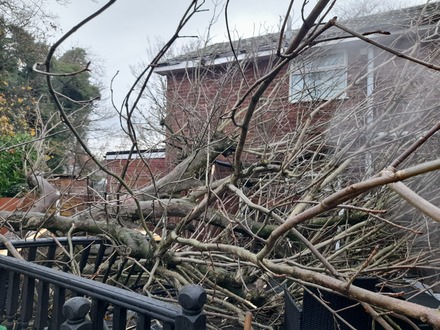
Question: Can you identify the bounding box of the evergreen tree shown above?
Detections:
[0,14,100,194]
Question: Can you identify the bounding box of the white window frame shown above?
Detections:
[289,50,348,102]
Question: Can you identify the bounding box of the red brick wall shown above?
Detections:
[48,176,91,215]
[105,157,167,194]
[163,46,368,167]
[3,177,94,216]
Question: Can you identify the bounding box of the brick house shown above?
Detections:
[153,2,439,175]
[105,3,439,195]
[104,149,166,194]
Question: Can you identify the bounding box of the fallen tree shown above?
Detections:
[2,0,440,328]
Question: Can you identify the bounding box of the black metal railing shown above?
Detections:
[284,278,440,330]
[0,237,207,330]
[0,237,119,283]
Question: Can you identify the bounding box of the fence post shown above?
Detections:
[61,297,92,330]
[176,284,207,330]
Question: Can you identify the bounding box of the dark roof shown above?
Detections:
[162,33,280,66]
[105,149,165,160]
[156,2,440,69]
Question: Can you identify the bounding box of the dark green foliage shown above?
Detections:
[0,14,100,175]
[0,133,35,197]
[48,48,101,173]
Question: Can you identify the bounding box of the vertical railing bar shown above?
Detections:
[27,246,38,262]
[18,246,38,329]
[101,251,118,283]
[162,321,175,330]
[113,305,127,329]
[133,260,148,287]
[44,244,57,267]
[93,242,107,272]
[123,259,139,287]
[50,286,66,330]
[35,243,57,329]
[113,257,128,284]
[0,268,8,323]
[79,243,93,273]
[90,299,106,330]
[5,271,20,329]
[19,246,37,328]
[136,313,151,330]
[34,280,50,329]
[62,250,72,273]
[19,273,36,329]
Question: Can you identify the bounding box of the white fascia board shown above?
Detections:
[106,151,165,160]
[153,50,274,74]
[141,151,165,159]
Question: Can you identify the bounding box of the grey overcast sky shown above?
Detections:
[47,0,301,101]
[47,0,302,152]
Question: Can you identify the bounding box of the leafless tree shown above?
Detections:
[2,0,440,328]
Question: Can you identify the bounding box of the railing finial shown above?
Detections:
[61,297,92,330]
[176,284,207,329]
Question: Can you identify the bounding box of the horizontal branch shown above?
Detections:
[112,198,301,241]
[0,211,152,258]
[177,236,440,328]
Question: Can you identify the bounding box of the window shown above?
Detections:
[289,50,347,102]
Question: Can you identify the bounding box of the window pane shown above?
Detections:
[316,53,345,68]
[290,51,347,102]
